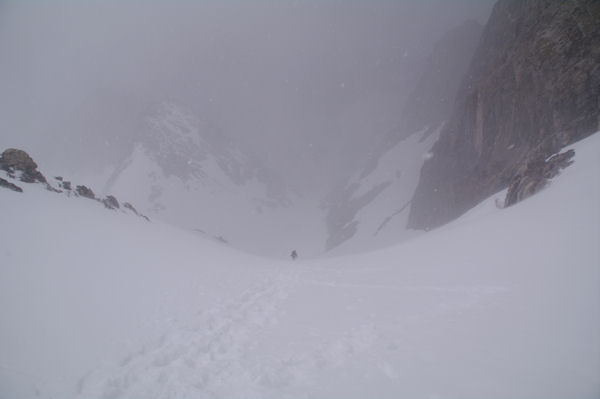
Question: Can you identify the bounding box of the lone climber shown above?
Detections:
[291,250,298,260]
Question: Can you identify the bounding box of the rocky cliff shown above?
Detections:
[320,20,484,252]
[408,0,600,230]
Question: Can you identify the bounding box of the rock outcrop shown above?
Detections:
[54,176,72,191]
[122,202,150,221]
[408,0,600,230]
[123,202,139,215]
[102,195,120,210]
[0,177,23,192]
[504,149,575,207]
[75,185,96,199]
[0,148,47,184]
[1,148,149,221]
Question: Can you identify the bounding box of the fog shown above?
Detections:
[2,3,600,397]
[0,0,493,191]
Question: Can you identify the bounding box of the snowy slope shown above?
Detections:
[0,181,286,398]
[1,132,599,398]
[97,101,325,258]
[323,128,439,253]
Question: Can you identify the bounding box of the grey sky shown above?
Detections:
[0,0,494,189]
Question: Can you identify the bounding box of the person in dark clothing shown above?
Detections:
[291,250,298,260]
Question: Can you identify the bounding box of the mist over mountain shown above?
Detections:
[2,1,600,397]
[400,19,483,140]
[0,0,494,257]
[0,1,493,188]
[320,20,484,253]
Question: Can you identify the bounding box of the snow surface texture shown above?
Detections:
[1,133,599,398]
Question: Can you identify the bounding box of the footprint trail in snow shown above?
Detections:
[78,273,298,399]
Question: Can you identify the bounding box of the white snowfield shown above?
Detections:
[0,133,599,399]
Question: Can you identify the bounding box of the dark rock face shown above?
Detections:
[0,177,23,192]
[123,202,139,215]
[504,149,575,207]
[123,202,150,221]
[408,0,600,230]
[0,149,47,183]
[401,20,483,140]
[102,195,120,210]
[76,185,96,199]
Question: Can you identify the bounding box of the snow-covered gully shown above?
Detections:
[1,134,599,398]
